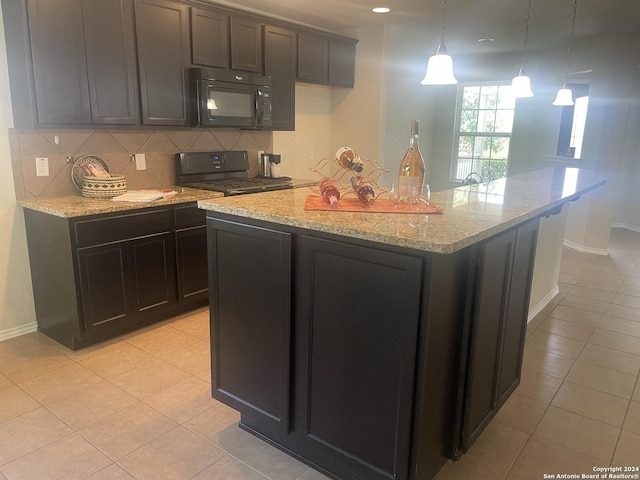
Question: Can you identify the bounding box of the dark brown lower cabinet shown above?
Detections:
[458,218,539,453]
[292,235,423,480]
[208,218,291,436]
[205,212,540,480]
[24,202,207,350]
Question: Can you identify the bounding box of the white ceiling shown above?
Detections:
[209,0,640,54]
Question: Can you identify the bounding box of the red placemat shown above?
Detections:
[304,195,444,214]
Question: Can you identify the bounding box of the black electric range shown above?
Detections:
[176,151,293,196]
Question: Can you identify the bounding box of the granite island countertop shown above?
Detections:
[19,186,224,218]
[198,167,606,254]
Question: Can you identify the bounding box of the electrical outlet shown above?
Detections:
[308,148,314,160]
[135,153,146,170]
[36,157,49,177]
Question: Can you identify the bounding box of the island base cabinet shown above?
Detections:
[457,218,539,453]
[291,235,423,480]
[207,218,292,437]
[205,213,542,480]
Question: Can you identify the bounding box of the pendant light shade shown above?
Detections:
[552,85,574,106]
[512,0,534,98]
[511,68,534,98]
[421,0,457,85]
[554,0,579,106]
[421,42,457,85]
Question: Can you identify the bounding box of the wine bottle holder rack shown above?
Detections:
[309,153,390,200]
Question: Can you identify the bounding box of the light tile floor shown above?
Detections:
[1,228,640,479]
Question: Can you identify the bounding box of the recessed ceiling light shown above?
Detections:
[478,38,495,43]
[372,7,390,13]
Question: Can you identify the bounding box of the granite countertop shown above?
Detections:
[198,167,606,254]
[19,187,224,218]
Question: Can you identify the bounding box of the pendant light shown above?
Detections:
[511,0,534,98]
[421,0,457,85]
[553,0,579,106]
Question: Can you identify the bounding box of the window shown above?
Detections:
[556,83,589,159]
[452,84,515,182]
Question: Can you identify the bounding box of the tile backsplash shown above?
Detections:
[9,128,273,200]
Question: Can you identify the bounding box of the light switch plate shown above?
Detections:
[135,153,146,170]
[36,157,49,176]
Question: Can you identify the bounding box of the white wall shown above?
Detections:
[0,11,37,340]
[275,24,389,184]
[529,207,569,320]
[331,24,386,170]
[273,83,333,181]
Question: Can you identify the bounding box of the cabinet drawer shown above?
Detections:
[73,208,172,246]
[174,203,205,228]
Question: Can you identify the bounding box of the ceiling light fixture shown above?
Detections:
[553,0,579,106]
[372,7,390,13]
[421,0,457,85]
[511,0,534,98]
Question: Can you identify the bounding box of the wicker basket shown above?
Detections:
[81,175,127,198]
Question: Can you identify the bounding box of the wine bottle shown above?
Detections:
[319,178,341,208]
[350,176,376,205]
[398,119,426,203]
[336,147,365,173]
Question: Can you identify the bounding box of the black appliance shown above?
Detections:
[192,67,272,129]
[176,151,293,196]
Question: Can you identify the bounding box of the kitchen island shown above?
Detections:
[198,167,605,480]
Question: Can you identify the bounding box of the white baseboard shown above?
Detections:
[0,322,38,342]
[611,222,640,233]
[563,239,609,256]
[527,285,560,322]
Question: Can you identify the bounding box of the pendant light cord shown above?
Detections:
[520,0,533,70]
[439,0,447,44]
[564,0,579,82]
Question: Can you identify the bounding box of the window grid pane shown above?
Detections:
[453,84,515,182]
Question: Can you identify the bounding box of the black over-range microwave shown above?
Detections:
[191,67,272,129]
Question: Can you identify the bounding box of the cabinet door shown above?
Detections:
[135,0,190,126]
[190,7,230,68]
[497,219,539,405]
[27,0,91,125]
[230,16,262,72]
[175,226,209,303]
[77,242,130,336]
[329,39,356,87]
[208,218,291,435]
[82,0,138,125]
[130,233,177,317]
[294,235,422,480]
[297,33,329,84]
[264,25,296,131]
[461,229,516,451]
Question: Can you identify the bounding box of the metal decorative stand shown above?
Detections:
[309,147,389,202]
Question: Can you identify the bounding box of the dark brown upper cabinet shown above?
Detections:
[297,33,356,87]
[264,25,296,131]
[3,0,357,129]
[230,16,263,72]
[83,0,139,124]
[25,0,138,126]
[135,0,190,126]
[297,33,329,84]
[27,0,90,125]
[190,6,230,68]
[329,39,356,88]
